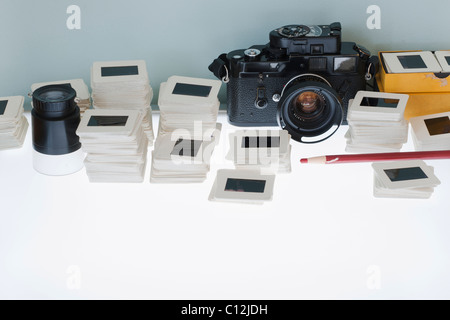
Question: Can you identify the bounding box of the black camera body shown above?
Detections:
[210,23,374,142]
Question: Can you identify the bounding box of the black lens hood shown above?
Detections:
[32,84,77,119]
[277,81,343,143]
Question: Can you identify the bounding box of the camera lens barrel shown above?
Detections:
[32,85,78,119]
[277,78,343,143]
[31,85,81,156]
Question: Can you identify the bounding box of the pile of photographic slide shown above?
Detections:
[76,109,148,183]
[346,91,409,153]
[226,130,292,174]
[208,130,292,204]
[410,111,450,151]
[381,50,450,74]
[151,76,222,183]
[0,96,28,150]
[150,127,221,183]
[209,169,275,204]
[91,60,154,145]
[31,79,91,115]
[372,160,440,199]
[157,76,221,135]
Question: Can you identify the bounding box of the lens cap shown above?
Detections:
[32,85,77,118]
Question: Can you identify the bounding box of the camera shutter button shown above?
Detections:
[245,49,261,58]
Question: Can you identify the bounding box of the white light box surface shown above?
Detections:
[0,112,449,299]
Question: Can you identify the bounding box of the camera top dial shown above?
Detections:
[277,25,310,38]
[304,25,323,37]
[277,25,324,38]
[269,23,341,55]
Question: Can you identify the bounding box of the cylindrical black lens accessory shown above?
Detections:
[32,84,77,119]
[277,80,343,143]
[31,84,81,155]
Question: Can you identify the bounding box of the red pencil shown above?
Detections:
[300,150,450,164]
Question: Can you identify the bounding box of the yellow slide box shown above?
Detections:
[376,50,450,119]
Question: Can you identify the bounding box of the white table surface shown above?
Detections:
[1,112,449,299]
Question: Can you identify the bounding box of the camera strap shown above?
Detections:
[208,54,230,83]
[365,56,379,81]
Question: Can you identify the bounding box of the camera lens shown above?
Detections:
[39,90,71,102]
[293,91,325,119]
[277,76,343,143]
[33,85,77,119]
[31,84,83,176]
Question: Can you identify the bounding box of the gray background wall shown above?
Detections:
[1,0,449,109]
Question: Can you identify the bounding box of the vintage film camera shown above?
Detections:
[209,23,377,143]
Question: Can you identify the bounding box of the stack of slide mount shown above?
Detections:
[410,112,450,151]
[346,91,409,153]
[91,60,154,145]
[77,109,148,183]
[372,160,441,199]
[151,76,222,183]
[0,96,28,150]
[157,76,221,136]
[226,129,292,174]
